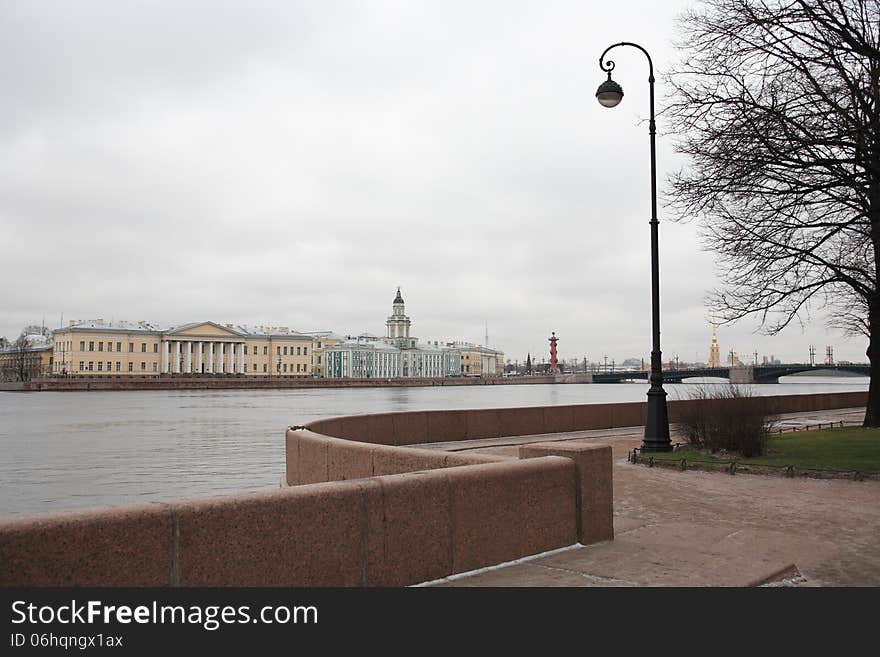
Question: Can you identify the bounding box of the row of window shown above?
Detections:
[78,340,157,353]
[79,361,155,372]
[274,346,308,356]
[75,361,315,374]
[243,363,313,373]
[73,341,313,357]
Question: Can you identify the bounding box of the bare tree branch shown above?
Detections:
[664,0,880,425]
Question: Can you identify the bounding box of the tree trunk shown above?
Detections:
[867,62,880,428]
[865,303,880,427]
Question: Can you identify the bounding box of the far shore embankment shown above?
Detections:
[10,373,593,392]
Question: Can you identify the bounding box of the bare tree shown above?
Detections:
[8,336,34,382]
[665,0,880,425]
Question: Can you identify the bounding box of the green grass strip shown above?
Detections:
[650,427,880,473]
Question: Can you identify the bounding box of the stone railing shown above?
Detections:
[292,390,868,457]
[0,456,586,587]
[1,391,864,587]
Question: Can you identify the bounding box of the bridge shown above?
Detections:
[591,363,870,384]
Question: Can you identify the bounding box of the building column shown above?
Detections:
[186,342,193,374]
[195,341,202,374]
[236,343,244,374]
[218,342,225,374]
[207,342,214,374]
[173,341,181,374]
[162,341,169,374]
[227,342,235,373]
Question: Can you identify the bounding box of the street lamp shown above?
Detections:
[596,41,671,452]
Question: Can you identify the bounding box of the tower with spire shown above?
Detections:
[708,320,721,369]
[386,287,415,349]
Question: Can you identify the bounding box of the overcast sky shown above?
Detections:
[0,0,867,365]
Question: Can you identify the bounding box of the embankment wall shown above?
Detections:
[1,391,862,586]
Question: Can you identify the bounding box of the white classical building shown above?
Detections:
[323,289,462,379]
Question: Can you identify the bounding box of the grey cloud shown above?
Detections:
[0,0,867,363]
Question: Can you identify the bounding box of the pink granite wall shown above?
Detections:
[286,429,503,486]
[302,392,866,447]
[0,458,577,587]
[667,391,867,421]
[520,443,614,545]
[3,391,862,587]
[0,505,173,586]
[286,391,865,557]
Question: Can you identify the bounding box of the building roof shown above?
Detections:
[237,325,313,339]
[0,335,53,354]
[327,337,457,354]
[394,287,404,304]
[331,338,400,352]
[57,319,322,340]
[58,319,171,333]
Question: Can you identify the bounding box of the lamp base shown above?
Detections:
[642,386,672,452]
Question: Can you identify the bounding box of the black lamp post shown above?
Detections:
[596,42,671,452]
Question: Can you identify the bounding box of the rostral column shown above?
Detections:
[549,332,559,373]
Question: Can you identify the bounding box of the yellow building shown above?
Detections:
[51,319,341,377]
[450,342,504,377]
[0,337,53,381]
[308,332,342,378]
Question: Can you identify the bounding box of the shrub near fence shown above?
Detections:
[676,385,777,457]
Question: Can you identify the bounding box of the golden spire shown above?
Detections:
[708,318,721,369]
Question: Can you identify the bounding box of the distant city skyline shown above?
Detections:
[7,304,864,367]
[0,1,868,365]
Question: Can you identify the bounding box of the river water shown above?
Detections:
[0,377,868,517]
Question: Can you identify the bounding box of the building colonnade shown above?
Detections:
[161,340,247,375]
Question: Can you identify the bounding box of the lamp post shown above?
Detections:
[596,41,671,452]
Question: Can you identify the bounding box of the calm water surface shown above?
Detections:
[0,377,867,516]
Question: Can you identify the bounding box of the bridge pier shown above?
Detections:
[729,366,755,384]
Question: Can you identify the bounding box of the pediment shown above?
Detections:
[166,322,244,338]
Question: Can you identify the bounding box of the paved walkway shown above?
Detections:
[422,408,880,587]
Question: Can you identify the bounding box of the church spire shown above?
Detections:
[394,287,404,304]
[708,319,721,369]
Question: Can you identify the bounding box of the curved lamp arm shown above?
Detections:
[598,41,654,80]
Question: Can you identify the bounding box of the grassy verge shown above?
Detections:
[648,427,880,474]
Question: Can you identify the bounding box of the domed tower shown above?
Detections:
[386,287,415,348]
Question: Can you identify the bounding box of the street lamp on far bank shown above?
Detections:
[596,41,671,453]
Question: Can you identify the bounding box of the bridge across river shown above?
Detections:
[591,363,870,384]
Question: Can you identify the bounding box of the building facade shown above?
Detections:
[28,292,500,380]
[450,342,504,377]
[0,335,53,381]
[50,319,340,377]
[323,289,502,379]
[324,334,461,379]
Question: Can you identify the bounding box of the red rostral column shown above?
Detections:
[549,332,559,373]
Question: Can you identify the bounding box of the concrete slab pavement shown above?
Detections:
[421,408,880,587]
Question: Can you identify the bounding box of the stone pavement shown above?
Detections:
[420,408,880,587]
